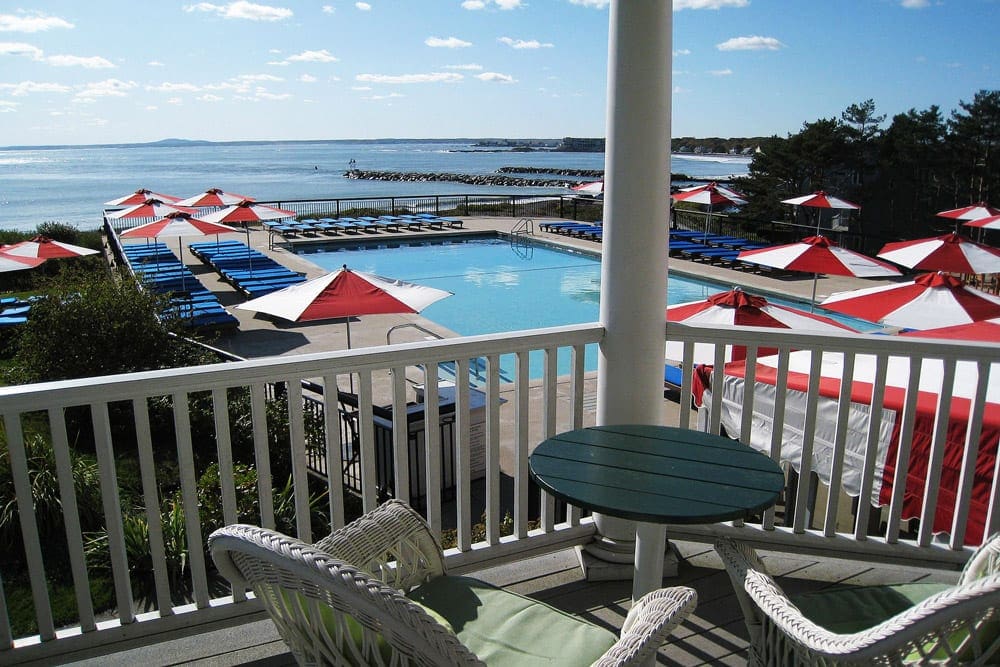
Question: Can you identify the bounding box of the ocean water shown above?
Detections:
[0,140,750,232]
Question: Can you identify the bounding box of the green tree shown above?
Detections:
[946,89,1000,205]
[5,269,213,385]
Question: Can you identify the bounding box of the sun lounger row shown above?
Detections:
[121,243,239,329]
[189,240,306,298]
[538,220,604,241]
[0,297,34,327]
[265,214,463,239]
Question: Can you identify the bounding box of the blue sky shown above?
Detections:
[0,0,997,146]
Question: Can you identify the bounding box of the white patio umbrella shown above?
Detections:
[237,265,452,392]
[175,188,255,208]
[781,191,861,233]
[671,182,747,241]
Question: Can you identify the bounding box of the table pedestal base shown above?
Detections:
[575,540,679,582]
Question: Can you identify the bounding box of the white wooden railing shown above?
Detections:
[1,321,998,661]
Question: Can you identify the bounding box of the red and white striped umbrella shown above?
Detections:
[104,189,181,206]
[821,272,1000,329]
[106,198,196,220]
[964,215,1000,231]
[174,188,255,208]
[738,235,900,305]
[0,235,99,259]
[877,233,1000,274]
[571,181,604,197]
[781,191,861,209]
[672,181,748,207]
[119,211,241,240]
[200,199,296,224]
[936,202,1000,221]
[665,288,855,363]
[0,251,45,273]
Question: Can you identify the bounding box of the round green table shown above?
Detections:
[528,424,785,600]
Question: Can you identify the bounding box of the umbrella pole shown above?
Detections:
[178,237,186,292]
[810,272,818,311]
[703,205,712,243]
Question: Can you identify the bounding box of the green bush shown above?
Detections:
[5,573,114,639]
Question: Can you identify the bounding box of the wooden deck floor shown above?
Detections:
[55,538,959,666]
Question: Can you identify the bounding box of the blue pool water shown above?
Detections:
[298,236,878,380]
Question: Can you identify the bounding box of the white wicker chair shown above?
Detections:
[210,499,697,666]
[714,535,1000,666]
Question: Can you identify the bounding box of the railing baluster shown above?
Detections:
[515,350,530,538]
[886,357,924,543]
[825,352,856,537]
[132,398,174,613]
[47,408,96,630]
[171,393,209,607]
[285,380,312,543]
[541,347,557,532]
[250,383,275,529]
[568,345,584,526]
[2,411,55,639]
[917,359,957,547]
[485,354,502,543]
[211,389,245,602]
[950,360,990,548]
[423,371,442,536]
[764,348,791,531]
[455,359,472,551]
[356,372,378,513]
[791,350,824,534]
[320,374,346,530]
[855,354,890,541]
[390,366,410,506]
[0,572,11,650]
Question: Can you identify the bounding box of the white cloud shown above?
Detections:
[356,72,462,84]
[675,0,748,8]
[256,90,291,100]
[299,73,317,82]
[147,82,201,92]
[363,92,404,100]
[498,36,553,49]
[145,105,158,111]
[0,100,20,111]
[0,12,74,32]
[167,97,183,105]
[198,94,224,102]
[709,68,732,76]
[425,36,472,48]
[148,60,165,67]
[674,48,691,56]
[237,73,284,81]
[476,72,515,83]
[47,54,115,68]
[183,1,292,21]
[716,35,784,51]
[352,85,372,91]
[355,2,372,10]
[0,80,72,96]
[76,79,138,98]
[445,63,483,71]
[0,41,43,59]
[286,49,338,62]
[901,0,930,6]
[266,60,289,66]
[322,5,335,13]
[462,0,521,8]
[568,0,608,6]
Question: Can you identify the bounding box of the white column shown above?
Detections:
[585,0,672,586]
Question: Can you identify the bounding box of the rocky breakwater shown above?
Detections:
[344,169,580,187]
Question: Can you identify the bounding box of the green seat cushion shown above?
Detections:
[275,587,455,666]
[791,582,951,634]
[407,575,618,666]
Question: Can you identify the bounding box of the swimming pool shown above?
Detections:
[297,235,878,380]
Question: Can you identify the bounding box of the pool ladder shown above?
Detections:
[510,218,534,258]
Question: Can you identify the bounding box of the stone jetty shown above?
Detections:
[344,169,577,187]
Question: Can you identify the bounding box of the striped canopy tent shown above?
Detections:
[877,233,1000,274]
